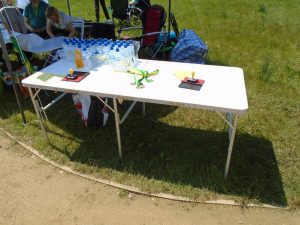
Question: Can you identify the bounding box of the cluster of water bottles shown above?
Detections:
[62,38,139,72]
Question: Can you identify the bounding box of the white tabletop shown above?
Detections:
[22,59,248,114]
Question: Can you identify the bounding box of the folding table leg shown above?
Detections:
[37,94,48,121]
[113,98,122,158]
[224,114,238,179]
[28,88,48,141]
[226,112,233,140]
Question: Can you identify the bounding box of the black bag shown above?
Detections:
[87,96,104,127]
[84,22,116,40]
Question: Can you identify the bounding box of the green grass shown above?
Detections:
[1,0,300,207]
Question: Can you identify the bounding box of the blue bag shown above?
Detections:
[170,29,208,64]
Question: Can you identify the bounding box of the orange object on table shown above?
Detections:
[75,49,84,68]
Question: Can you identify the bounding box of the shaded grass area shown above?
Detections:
[0,91,287,206]
[1,0,299,207]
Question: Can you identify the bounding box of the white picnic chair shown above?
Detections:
[71,16,85,39]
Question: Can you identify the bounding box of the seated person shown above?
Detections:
[23,0,48,38]
[15,0,48,13]
[45,6,75,38]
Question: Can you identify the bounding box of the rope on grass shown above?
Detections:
[0,127,283,209]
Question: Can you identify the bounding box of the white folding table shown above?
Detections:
[22,59,248,178]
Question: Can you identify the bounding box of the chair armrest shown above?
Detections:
[117,26,143,34]
[141,30,168,37]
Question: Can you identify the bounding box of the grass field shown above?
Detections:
[1,0,299,207]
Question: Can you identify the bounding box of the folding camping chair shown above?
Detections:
[0,6,61,67]
[71,16,85,39]
[0,6,66,121]
[110,0,150,26]
[139,4,167,59]
[118,4,168,60]
[0,6,27,34]
[0,0,12,8]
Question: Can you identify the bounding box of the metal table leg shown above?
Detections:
[224,114,238,179]
[113,98,122,158]
[28,88,48,141]
[226,112,233,140]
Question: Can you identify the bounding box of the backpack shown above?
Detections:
[140,4,166,46]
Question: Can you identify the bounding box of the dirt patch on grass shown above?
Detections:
[0,133,299,225]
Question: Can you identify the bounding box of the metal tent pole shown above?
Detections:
[67,0,72,17]
[168,0,171,40]
[0,27,26,124]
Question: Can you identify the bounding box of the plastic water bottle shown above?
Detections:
[124,44,134,66]
[62,39,68,56]
[117,45,126,69]
[90,43,100,67]
[115,48,127,72]
[65,42,76,61]
[108,47,115,67]
[112,48,120,71]
[102,44,110,64]
[96,40,104,54]
[82,47,91,69]
[127,43,135,57]
[62,39,68,59]
[123,45,132,69]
